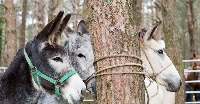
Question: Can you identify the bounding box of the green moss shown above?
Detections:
[106,81,111,89]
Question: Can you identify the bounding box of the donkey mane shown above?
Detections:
[0,48,38,103]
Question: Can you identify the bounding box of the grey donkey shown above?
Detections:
[37,20,96,104]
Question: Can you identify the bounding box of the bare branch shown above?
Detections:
[70,0,75,8]
[0,4,7,9]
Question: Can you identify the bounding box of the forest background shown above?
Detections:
[0,0,199,103]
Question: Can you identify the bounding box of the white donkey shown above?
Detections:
[138,26,181,104]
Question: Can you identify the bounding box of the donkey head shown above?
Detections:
[24,11,86,103]
[64,20,96,98]
[191,53,200,77]
[139,24,181,92]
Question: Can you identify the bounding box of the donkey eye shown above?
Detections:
[157,49,164,55]
[77,32,81,36]
[53,57,63,62]
[78,53,85,58]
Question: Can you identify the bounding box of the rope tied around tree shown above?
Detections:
[83,54,164,104]
[84,54,146,85]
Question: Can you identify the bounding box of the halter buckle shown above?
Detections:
[32,66,37,71]
[55,80,61,86]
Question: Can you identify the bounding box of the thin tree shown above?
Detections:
[159,0,185,103]
[186,0,195,59]
[132,0,142,31]
[35,0,45,33]
[87,0,144,103]
[155,0,163,40]
[20,0,27,48]
[71,0,80,31]
[48,0,58,23]
[5,0,17,66]
[0,0,6,66]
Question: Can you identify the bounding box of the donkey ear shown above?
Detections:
[193,53,196,58]
[51,13,71,43]
[143,22,161,41]
[36,11,64,43]
[64,42,69,55]
[77,20,89,35]
[64,27,74,38]
[146,24,159,40]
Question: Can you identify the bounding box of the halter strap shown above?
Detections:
[24,48,76,98]
[141,47,172,81]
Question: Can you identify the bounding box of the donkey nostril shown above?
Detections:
[180,80,182,86]
[81,89,86,96]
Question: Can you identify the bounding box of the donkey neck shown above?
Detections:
[141,49,154,75]
[0,48,40,103]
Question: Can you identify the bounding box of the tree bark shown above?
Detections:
[20,0,27,48]
[0,8,3,66]
[155,0,163,40]
[72,0,80,31]
[160,0,185,103]
[5,0,17,66]
[132,0,142,31]
[87,0,144,103]
[1,18,6,66]
[186,0,195,59]
[36,0,45,33]
[48,0,58,23]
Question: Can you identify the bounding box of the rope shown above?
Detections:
[92,55,145,78]
[84,62,145,85]
[93,54,142,65]
[86,53,167,103]
[84,54,144,82]
[140,45,173,103]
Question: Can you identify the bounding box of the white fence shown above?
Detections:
[0,67,6,72]
[183,60,200,104]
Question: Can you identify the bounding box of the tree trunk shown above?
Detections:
[5,0,17,66]
[0,8,3,66]
[87,0,145,103]
[132,0,142,31]
[155,0,163,40]
[20,0,27,48]
[72,0,80,31]
[186,0,195,59]
[160,0,185,103]
[1,17,6,66]
[36,0,45,33]
[48,0,58,23]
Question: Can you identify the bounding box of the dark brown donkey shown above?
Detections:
[187,54,200,101]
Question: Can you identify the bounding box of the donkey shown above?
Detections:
[65,20,96,98]
[187,53,200,101]
[138,26,182,104]
[0,11,86,104]
[37,20,96,104]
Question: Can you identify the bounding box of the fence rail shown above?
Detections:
[183,60,200,104]
[0,67,6,72]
